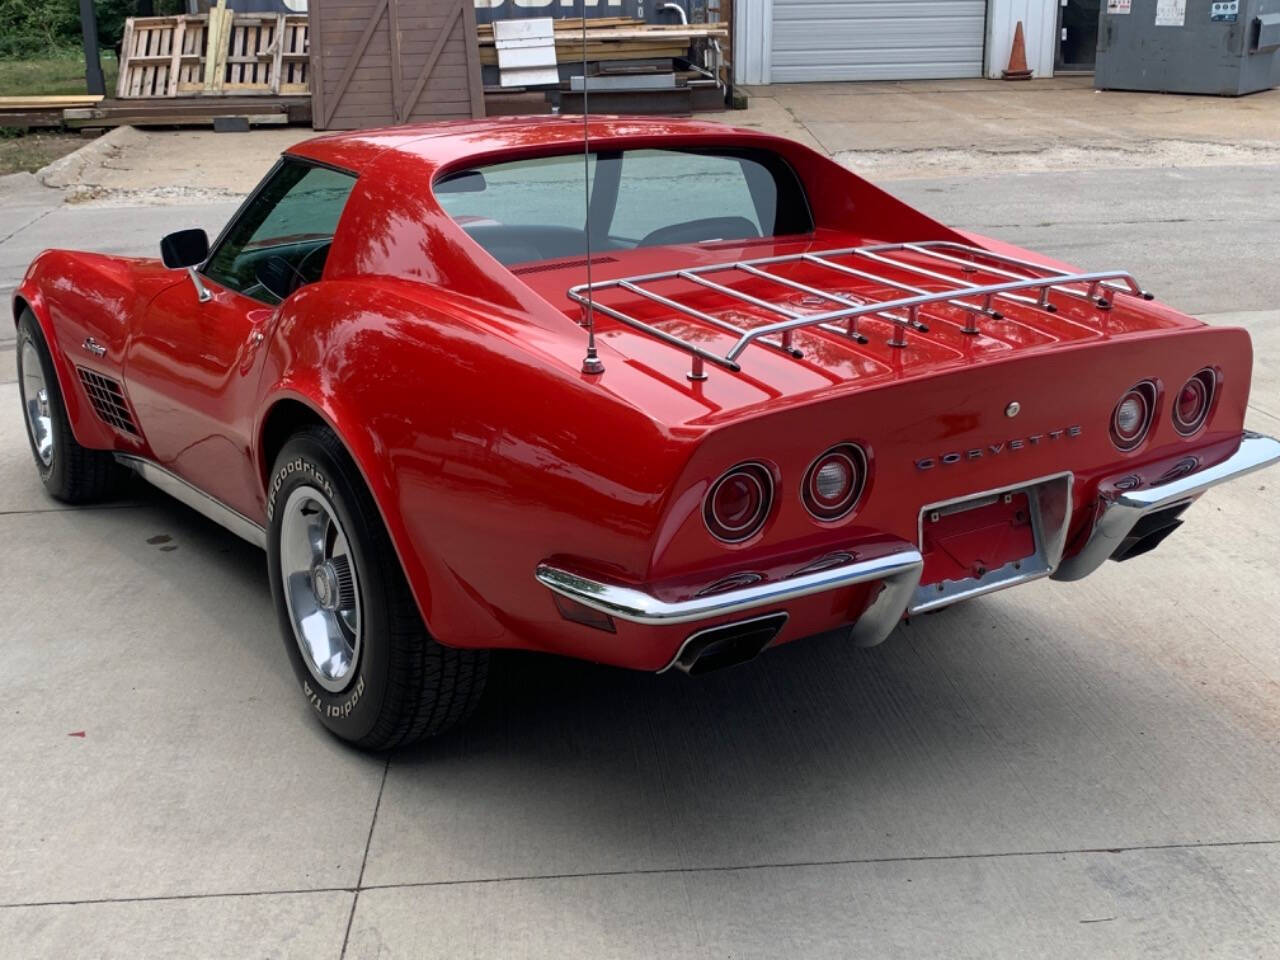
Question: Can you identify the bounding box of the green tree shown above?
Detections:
[0,0,182,59]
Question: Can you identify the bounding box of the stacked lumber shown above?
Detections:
[0,95,103,109]
[63,95,310,129]
[475,17,727,68]
[0,95,104,131]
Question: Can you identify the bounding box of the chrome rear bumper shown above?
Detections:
[535,547,924,648]
[1053,431,1280,581]
[536,431,1279,669]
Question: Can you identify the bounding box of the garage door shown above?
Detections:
[770,0,987,83]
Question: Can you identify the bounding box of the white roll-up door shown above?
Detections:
[770,0,987,83]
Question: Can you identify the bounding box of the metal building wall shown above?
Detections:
[735,0,1064,85]
[768,0,987,82]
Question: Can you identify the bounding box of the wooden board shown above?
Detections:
[475,17,643,37]
[474,19,726,68]
[0,95,103,109]
[477,43,692,68]
[478,26,727,43]
[62,95,310,129]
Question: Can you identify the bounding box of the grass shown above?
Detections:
[0,129,84,176]
[0,49,119,97]
[0,51,121,175]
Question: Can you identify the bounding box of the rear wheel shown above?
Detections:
[16,310,118,503]
[266,426,488,750]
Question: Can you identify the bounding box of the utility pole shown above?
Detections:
[79,0,106,96]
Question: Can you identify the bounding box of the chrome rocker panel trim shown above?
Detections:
[1053,431,1280,582]
[535,547,925,646]
[115,455,268,549]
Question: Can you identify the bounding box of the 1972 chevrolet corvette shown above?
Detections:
[15,117,1280,749]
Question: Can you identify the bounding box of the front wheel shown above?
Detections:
[266,426,488,750]
[16,310,119,503]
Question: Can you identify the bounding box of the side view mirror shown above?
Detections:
[160,228,209,269]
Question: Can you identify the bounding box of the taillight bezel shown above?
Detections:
[703,461,775,544]
[1110,380,1158,452]
[1172,368,1216,437]
[801,443,868,523]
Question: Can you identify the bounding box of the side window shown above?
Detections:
[204,161,356,302]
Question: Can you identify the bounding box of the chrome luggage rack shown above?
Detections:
[566,240,1152,381]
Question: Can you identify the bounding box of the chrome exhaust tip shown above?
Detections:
[1110,502,1190,563]
[668,613,789,676]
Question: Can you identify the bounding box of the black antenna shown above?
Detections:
[580,6,604,376]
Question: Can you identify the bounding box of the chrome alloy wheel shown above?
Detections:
[279,486,363,693]
[20,340,54,467]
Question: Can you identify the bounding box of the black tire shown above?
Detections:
[16,310,118,504]
[266,425,488,750]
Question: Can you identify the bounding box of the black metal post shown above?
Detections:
[79,0,106,96]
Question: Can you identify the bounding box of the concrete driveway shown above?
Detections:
[1,131,1279,957]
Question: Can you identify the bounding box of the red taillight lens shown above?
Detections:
[704,463,773,543]
[802,444,866,521]
[1173,369,1214,435]
[1111,382,1155,451]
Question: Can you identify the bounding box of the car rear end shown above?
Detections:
[532,247,1278,675]
[412,125,1277,672]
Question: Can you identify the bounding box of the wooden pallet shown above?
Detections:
[117,15,207,97]
[218,14,309,94]
[116,10,309,98]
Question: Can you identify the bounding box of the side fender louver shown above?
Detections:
[76,367,140,436]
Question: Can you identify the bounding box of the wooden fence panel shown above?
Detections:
[310,0,484,130]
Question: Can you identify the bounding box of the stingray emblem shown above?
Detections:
[915,426,1083,470]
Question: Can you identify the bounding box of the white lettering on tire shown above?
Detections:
[267,455,335,521]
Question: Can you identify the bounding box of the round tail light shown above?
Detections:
[802,444,866,522]
[1111,382,1156,451]
[704,463,773,543]
[1173,369,1215,435]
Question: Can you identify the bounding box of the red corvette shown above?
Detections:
[14,117,1279,749]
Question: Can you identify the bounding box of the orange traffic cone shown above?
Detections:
[1002,20,1033,81]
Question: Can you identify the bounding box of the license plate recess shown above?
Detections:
[910,473,1073,614]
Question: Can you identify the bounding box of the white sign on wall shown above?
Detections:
[1155,0,1186,26]
[1106,0,1131,13]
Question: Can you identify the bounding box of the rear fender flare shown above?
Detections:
[255,385,504,647]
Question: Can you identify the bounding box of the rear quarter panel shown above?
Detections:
[257,278,701,655]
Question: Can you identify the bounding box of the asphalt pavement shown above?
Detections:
[1,158,1278,959]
